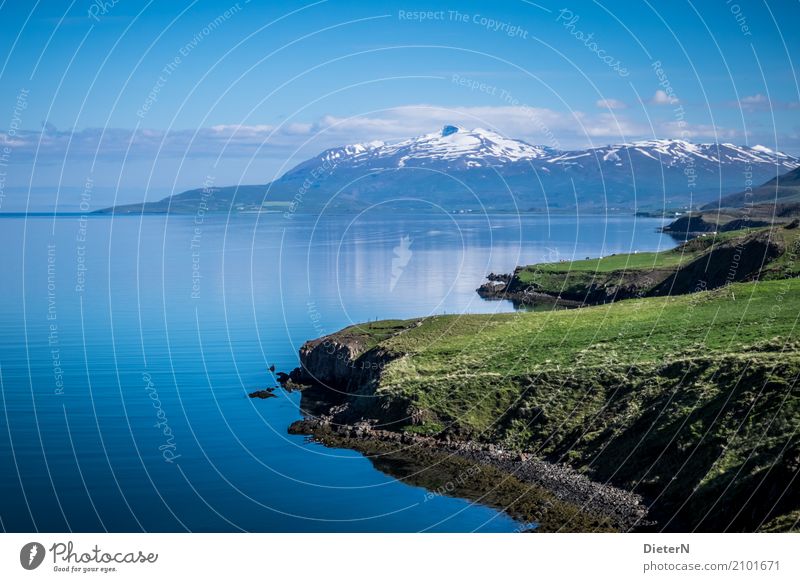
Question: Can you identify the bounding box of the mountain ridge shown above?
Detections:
[99,126,799,215]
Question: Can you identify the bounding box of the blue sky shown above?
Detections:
[0,0,798,210]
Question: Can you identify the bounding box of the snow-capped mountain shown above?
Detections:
[105,126,800,214]
[571,139,797,169]
[308,127,796,172]
[332,125,555,168]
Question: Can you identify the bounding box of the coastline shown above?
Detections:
[288,412,649,531]
[276,223,800,532]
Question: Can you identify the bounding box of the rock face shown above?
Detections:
[284,326,420,429]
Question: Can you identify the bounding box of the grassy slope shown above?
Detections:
[513,227,778,298]
[327,231,800,531]
[703,166,800,210]
[377,279,799,405]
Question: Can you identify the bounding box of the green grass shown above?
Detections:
[314,227,800,530]
[517,227,776,280]
[379,279,800,382]
[521,249,692,276]
[508,226,796,300]
[760,225,800,279]
[329,277,800,531]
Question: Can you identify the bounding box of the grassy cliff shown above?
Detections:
[479,225,794,306]
[293,227,800,531]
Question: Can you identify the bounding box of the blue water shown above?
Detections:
[0,211,670,532]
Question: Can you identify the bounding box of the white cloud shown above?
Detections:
[0,105,745,166]
[741,93,768,105]
[650,89,678,106]
[595,98,627,110]
[659,121,739,140]
[309,105,648,150]
[726,93,800,111]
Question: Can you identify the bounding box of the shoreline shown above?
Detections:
[273,223,800,532]
[288,415,649,531]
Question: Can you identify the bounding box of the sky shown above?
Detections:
[0,0,798,210]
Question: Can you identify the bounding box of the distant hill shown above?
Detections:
[702,166,800,210]
[98,126,799,215]
[662,166,800,237]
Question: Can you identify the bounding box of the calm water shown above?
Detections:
[0,210,669,532]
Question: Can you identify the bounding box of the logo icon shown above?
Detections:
[20,542,46,570]
[390,235,413,291]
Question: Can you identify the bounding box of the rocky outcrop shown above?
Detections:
[282,326,652,530]
[477,269,584,307]
[661,213,773,237]
[282,326,422,429]
[661,214,719,235]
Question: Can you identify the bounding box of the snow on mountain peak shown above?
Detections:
[313,130,797,173]
[318,126,553,169]
[580,139,798,170]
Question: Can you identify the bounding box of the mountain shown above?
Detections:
[100,126,799,214]
[701,166,800,210]
[659,165,800,236]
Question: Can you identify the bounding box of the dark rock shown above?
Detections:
[661,214,717,235]
[248,389,277,399]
